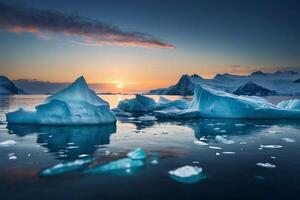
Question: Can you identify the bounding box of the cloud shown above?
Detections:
[0,3,175,49]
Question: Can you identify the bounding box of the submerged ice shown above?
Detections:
[6,76,116,125]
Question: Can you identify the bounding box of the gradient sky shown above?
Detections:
[0,0,300,92]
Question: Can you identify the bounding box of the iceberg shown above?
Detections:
[190,84,300,118]
[111,108,131,117]
[6,76,116,125]
[169,165,206,184]
[40,158,94,176]
[85,158,145,175]
[117,94,156,112]
[127,147,147,160]
[277,99,300,110]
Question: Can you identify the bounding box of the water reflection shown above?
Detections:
[7,124,116,160]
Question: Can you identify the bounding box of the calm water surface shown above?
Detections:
[0,95,300,200]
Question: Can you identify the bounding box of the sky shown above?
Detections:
[0,0,300,93]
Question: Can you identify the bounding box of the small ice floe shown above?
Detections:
[192,161,199,164]
[169,165,206,184]
[216,152,221,156]
[256,163,276,168]
[137,115,157,122]
[85,158,145,175]
[215,135,234,144]
[235,124,245,127]
[222,151,236,154]
[194,140,208,146]
[240,142,247,145]
[209,146,222,150]
[78,154,90,158]
[27,154,31,157]
[270,156,277,159]
[8,153,17,160]
[66,146,79,149]
[268,130,277,134]
[214,127,220,131]
[260,145,282,149]
[199,136,206,141]
[220,130,227,133]
[150,159,159,165]
[0,140,16,147]
[127,148,146,160]
[40,158,94,176]
[104,150,111,155]
[282,138,296,143]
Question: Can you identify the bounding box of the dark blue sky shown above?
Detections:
[0,0,299,90]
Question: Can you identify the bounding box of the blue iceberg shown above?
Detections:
[6,76,116,125]
[190,84,300,118]
[127,147,147,159]
[117,94,156,112]
[154,107,201,119]
[85,158,145,175]
[40,158,94,176]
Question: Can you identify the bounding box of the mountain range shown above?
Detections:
[148,71,300,96]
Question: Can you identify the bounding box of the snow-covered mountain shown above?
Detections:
[233,82,276,96]
[0,76,25,94]
[148,71,300,96]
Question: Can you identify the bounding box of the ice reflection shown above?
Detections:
[7,124,116,160]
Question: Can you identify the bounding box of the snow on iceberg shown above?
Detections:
[190,84,300,118]
[169,165,206,184]
[277,99,300,110]
[6,76,116,125]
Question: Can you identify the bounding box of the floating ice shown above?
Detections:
[169,165,206,184]
[190,84,300,118]
[256,163,276,168]
[194,140,208,146]
[270,156,277,159]
[40,158,94,176]
[150,159,159,165]
[137,115,157,122]
[222,151,236,154]
[117,94,156,112]
[260,145,283,149]
[277,99,300,110]
[282,138,296,143]
[127,148,146,160]
[0,140,16,146]
[85,158,145,175]
[209,146,222,150]
[6,77,116,125]
[111,108,131,117]
[215,135,234,144]
[216,152,221,156]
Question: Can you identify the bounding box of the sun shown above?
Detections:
[116,83,123,89]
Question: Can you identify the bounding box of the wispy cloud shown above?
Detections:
[0,3,175,49]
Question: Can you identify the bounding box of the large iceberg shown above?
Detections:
[190,84,300,118]
[6,76,116,125]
